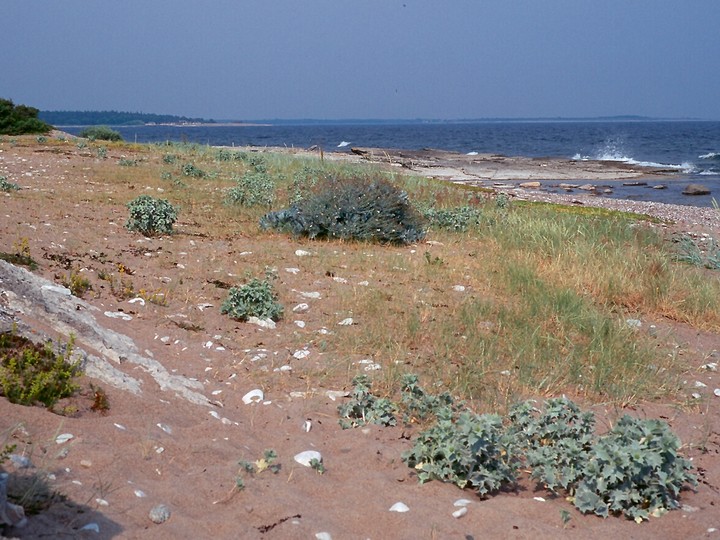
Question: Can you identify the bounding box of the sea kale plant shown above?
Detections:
[221,275,283,322]
[338,374,697,520]
[260,175,427,245]
[125,195,178,236]
[337,374,397,429]
[0,176,20,192]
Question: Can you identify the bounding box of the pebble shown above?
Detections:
[157,423,172,434]
[113,423,126,430]
[56,433,74,444]
[285,267,301,274]
[295,249,311,257]
[452,507,468,518]
[715,389,720,397]
[247,316,276,329]
[316,533,332,540]
[294,450,322,467]
[533,496,546,502]
[357,281,369,286]
[300,291,321,299]
[338,317,354,326]
[80,523,100,533]
[134,489,147,498]
[293,303,310,313]
[701,362,718,372]
[9,455,32,468]
[128,297,145,306]
[332,277,348,284]
[694,381,708,388]
[242,389,264,404]
[95,498,109,506]
[389,502,410,513]
[294,320,306,328]
[80,460,92,468]
[626,319,642,329]
[303,420,312,432]
[293,349,310,359]
[104,311,133,320]
[452,285,466,292]
[149,504,171,524]
[454,499,473,507]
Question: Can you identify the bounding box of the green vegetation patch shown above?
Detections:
[0,332,82,408]
[221,276,284,322]
[78,125,123,142]
[125,195,178,236]
[0,98,51,135]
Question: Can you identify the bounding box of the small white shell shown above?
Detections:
[242,389,264,404]
[452,507,468,518]
[389,502,410,513]
[338,318,354,326]
[55,433,74,444]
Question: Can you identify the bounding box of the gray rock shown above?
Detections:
[0,473,27,528]
[683,183,711,195]
[0,260,208,405]
[149,504,171,524]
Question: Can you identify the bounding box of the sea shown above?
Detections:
[61,120,720,207]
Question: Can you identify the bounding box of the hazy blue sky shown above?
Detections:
[4,1,719,120]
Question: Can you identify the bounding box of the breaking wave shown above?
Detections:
[699,152,720,161]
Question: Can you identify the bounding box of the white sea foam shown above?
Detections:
[699,152,720,160]
[572,152,693,172]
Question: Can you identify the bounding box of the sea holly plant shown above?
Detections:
[402,407,517,496]
[572,415,696,521]
[337,374,697,520]
[221,275,283,322]
[337,375,397,429]
[507,398,595,492]
[125,195,178,236]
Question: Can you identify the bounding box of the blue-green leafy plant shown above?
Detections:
[402,408,517,496]
[226,171,276,208]
[180,162,206,178]
[421,205,484,232]
[125,195,178,236]
[337,374,397,429]
[0,176,20,192]
[675,235,720,270]
[261,175,427,245]
[78,125,123,142]
[573,415,696,521]
[221,277,283,322]
[507,398,595,492]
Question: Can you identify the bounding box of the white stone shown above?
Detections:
[248,317,276,329]
[95,498,109,506]
[452,507,468,518]
[454,499,473,507]
[694,381,708,388]
[294,320,306,328]
[357,281,369,286]
[128,297,146,305]
[301,291,321,299]
[294,450,322,467]
[338,318,354,326]
[55,433,74,444]
[453,285,466,292]
[134,489,146,498]
[285,267,301,274]
[389,502,409,513]
[293,349,310,359]
[104,311,132,320]
[295,250,311,257]
[293,303,310,313]
[333,277,348,284]
[242,389,264,404]
[315,533,332,540]
[701,362,718,372]
[715,389,720,397]
[80,523,100,533]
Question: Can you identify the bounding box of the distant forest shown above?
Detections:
[39,110,214,126]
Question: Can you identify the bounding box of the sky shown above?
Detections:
[3,1,720,121]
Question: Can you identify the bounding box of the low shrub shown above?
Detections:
[221,277,283,322]
[0,333,82,409]
[226,171,276,208]
[260,175,427,245]
[78,125,123,142]
[180,162,206,178]
[421,205,483,232]
[337,375,397,429]
[125,195,178,236]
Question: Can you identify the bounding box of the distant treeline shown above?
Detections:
[39,110,215,126]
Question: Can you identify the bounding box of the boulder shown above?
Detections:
[682,183,711,196]
[519,181,541,189]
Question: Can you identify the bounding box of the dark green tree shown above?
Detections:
[0,98,52,135]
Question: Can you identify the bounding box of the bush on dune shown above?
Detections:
[260,175,427,245]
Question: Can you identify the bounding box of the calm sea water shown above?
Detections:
[63,121,720,207]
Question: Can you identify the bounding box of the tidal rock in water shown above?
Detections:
[683,183,711,196]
